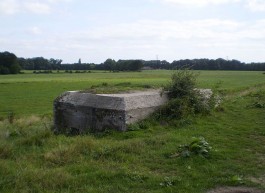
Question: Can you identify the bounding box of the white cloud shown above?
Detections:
[46,0,72,3]
[74,19,242,42]
[23,2,51,14]
[161,0,240,6]
[0,0,71,15]
[1,0,265,63]
[160,0,265,11]
[0,0,19,15]
[54,18,265,62]
[246,0,265,11]
[27,27,42,35]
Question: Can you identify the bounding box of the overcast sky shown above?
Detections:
[1,0,265,63]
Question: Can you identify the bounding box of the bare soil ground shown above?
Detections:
[207,187,265,193]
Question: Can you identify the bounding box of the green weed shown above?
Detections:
[176,137,212,158]
[160,176,175,187]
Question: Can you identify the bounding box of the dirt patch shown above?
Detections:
[225,84,265,100]
[207,186,264,193]
[249,174,265,186]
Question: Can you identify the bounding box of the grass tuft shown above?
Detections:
[44,137,96,166]
[0,143,13,159]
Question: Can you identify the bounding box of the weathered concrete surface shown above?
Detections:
[53,90,168,134]
[53,89,214,134]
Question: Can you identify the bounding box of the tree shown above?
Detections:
[0,51,21,74]
[128,60,143,71]
[18,57,34,70]
[49,58,63,70]
[104,58,116,71]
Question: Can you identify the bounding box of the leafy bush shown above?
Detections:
[158,98,192,120]
[176,137,212,158]
[33,70,53,74]
[164,70,198,99]
[157,70,213,120]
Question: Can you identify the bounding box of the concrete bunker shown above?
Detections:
[53,90,168,134]
[54,89,213,134]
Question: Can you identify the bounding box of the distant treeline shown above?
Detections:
[144,58,265,71]
[18,57,143,71]
[17,56,265,71]
[61,59,143,71]
[1,51,265,74]
[18,57,63,70]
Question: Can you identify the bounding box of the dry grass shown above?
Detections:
[15,115,41,127]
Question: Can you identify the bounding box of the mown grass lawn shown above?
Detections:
[0,70,265,193]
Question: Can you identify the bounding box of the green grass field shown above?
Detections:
[0,70,265,193]
[0,70,265,117]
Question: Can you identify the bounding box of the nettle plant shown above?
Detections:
[178,137,212,158]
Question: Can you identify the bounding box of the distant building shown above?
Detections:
[142,66,154,70]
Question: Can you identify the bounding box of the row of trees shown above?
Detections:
[18,57,143,71]
[97,59,143,71]
[18,57,63,70]
[0,52,21,74]
[144,58,265,71]
[1,51,265,74]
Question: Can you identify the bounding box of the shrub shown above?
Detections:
[158,98,192,120]
[157,70,213,120]
[164,69,198,99]
[170,137,212,158]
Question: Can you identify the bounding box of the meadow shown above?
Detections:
[0,70,265,117]
[0,70,265,193]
